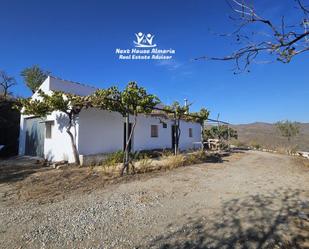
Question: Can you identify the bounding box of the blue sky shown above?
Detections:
[0,0,308,124]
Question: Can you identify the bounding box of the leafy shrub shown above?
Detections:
[250,142,261,149]
[103,150,124,166]
[134,148,174,160]
[219,142,229,150]
[102,149,173,168]
[161,149,173,157]
[133,150,159,160]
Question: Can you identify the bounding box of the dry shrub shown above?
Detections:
[249,141,261,149]
[137,158,153,173]
[95,163,120,175]
[287,145,299,155]
[276,145,299,155]
[276,146,288,154]
[294,157,309,168]
[165,155,186,169]
[163,151,220,170]
[184,150,208,165]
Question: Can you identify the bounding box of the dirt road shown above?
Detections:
[0,150,308,248]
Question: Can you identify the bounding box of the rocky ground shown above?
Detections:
[0,150,308,249]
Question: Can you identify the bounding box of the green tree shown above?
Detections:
[164,102,189,155]
[203,128,215,141]
[0,70,16,100]
[21,65,50,93]
[121,82,160,174]
[165,103,209,155]
[91,82,160,175]
[276,120,299,142]
[188,108,210,125]
[204,125,238,141]
[17,90,87,165]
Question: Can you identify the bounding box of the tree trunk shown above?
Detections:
[121,113,137,175]
[173,114,178,155]
[173,113,181,155]
[66,118,80,165]
[122,113,130,175]
[176,119,181,154]
[3,87,8,99]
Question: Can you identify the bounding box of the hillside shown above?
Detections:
[230,122,309,152]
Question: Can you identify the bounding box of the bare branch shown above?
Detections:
[296,0,309,14]
[197,0,309,73]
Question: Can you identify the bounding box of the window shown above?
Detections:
[45,121,54,139]
[162,123,167,128]
[189,128,193,138]
[151,125,158,137]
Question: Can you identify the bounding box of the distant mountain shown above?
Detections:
[230,122,309,152]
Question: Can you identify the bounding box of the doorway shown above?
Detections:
[171,124,176,151]
[25,117,45,157]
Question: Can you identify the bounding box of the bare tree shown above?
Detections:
[0,70,16,99]
[197,0,309,73]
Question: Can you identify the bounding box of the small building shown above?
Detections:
[18,76,202,163]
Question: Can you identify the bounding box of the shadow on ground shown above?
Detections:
[147,188,309,249]
[0,157,47,184]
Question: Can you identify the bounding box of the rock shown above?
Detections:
[51,160,68,169]
[298,212,308,220]
[56,164,69,170]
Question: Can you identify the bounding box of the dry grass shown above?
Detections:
[165,155,186,169]
[13,167,116,204]
[293,157,309,168]
[135,158,154,173]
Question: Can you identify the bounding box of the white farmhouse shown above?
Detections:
[18,76,202,164]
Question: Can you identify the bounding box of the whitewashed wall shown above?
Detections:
[78,108,123,155]
[18,115,26,156]
[133,115,172,151]
[178,120,201,150]
[133,117,201,151]
[43,111,78,163]
[77,109,202,155]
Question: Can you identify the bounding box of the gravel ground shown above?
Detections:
[0,150,308,249]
